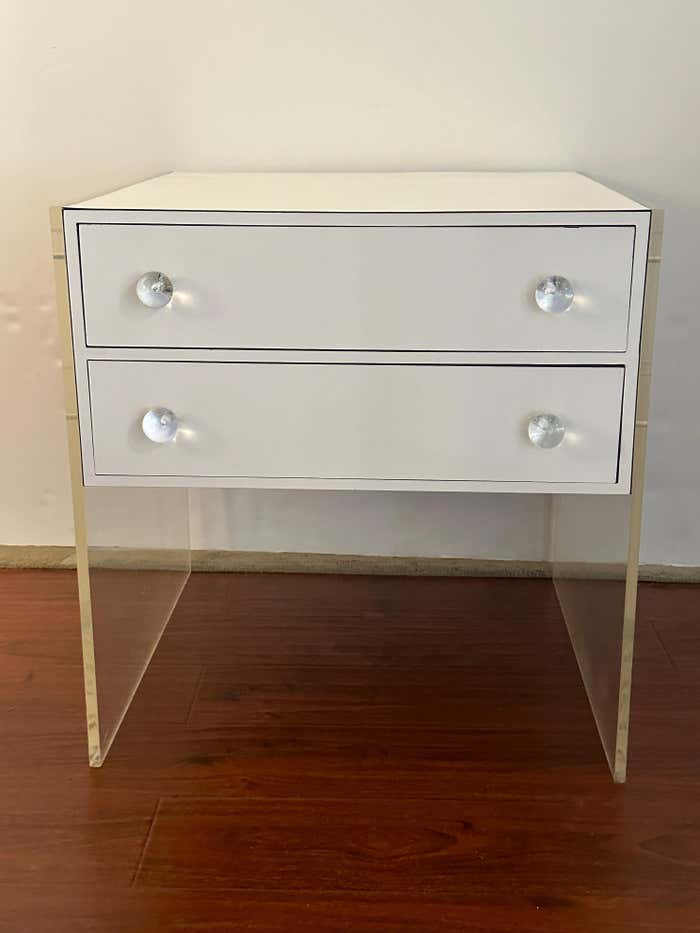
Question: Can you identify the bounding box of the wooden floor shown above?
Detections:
[1,569,699,931]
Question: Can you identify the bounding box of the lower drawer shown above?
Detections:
[86,361,624,487]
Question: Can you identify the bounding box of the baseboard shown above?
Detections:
[1,544,699,582]
[0,546,75,569]
[191,550,551,577]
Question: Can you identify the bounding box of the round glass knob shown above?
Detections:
[535,275,574,314]
[142,408,179,444]
[528,413,566,449]
[136,271,173,309]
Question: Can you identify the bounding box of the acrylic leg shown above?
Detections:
[53,207,191,766]
[549,492,639,782]
[549,210,662,782]
[70,465,190,766]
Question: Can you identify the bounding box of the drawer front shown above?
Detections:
[87,362,624,485]
[79,224,634,352]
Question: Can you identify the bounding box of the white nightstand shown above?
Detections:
[51,172,662,780]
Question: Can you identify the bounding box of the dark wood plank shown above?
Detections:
[153,573,566,668]
[187,664,592,730]
[3,887,700,933]
[637,582,700,627]
[636,581,700,681]
[649,618,700,677]
[0,791,156,886]
[135,793,700,900]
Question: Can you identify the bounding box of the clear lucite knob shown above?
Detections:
[535,275,574,314]
[136,271,173,309]
[528,413,566,449]
[142,408,178,443]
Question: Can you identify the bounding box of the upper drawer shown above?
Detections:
[78,223,635,352]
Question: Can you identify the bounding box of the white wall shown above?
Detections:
[2,0,698,565]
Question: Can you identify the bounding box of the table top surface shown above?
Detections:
[70,171,647,214]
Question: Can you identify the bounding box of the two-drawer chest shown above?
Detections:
[51,172,662,779]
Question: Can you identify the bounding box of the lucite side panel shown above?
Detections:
[81,486,190,765]
[550,210,663,783]
[53,206,191,767]
[550,494,634,781]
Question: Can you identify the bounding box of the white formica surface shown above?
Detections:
[62,171,650,496]
[71,172,647,214]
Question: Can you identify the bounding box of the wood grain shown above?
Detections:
[1,568,700,931]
